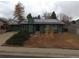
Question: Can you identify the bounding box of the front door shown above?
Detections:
[36,24,40,32]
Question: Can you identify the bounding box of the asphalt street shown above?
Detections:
[0,55,51,58]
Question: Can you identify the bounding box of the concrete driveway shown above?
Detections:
[0,32,17,46]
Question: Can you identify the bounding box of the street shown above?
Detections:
[0,55,47,58]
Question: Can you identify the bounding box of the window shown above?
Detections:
[1,26,5,30]
[36,24,40,31]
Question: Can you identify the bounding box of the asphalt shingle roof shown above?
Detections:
[8,19,64,25]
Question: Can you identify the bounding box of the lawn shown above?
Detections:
[24,32,79,49]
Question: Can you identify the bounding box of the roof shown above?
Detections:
[34,19,64,24]
[8,19,64,25]
[0,19,8,24]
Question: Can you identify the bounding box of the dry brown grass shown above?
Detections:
[24,32,79,49]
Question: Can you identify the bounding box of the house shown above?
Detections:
[8,19,64,33]
[0,19,9,33]
[68,20,79,35]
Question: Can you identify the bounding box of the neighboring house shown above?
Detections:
[8,19,64,33]
[68,20,79,35]
[0,19,9,33]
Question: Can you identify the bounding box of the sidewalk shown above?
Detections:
[0,47,79,57]
[0,32,17,45]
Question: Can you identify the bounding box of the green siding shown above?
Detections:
[28,18,34,33]
[28,24,34,33]
[10,24,63,33]
[45,25,49,32]
[57,26,63,32]
[51,25,55,32]
[40,25,46,33]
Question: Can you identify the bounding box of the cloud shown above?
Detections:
[0,0,58,18]
[0,0,79,20]
[55,1,79,19]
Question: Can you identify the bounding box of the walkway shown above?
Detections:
[0,32,17,45]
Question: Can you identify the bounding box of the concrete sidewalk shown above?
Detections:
[0,47,79,57]
[0,32,17,45]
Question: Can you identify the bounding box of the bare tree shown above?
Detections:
[43,12,51,19]
[59,13,72,24]
[59,13,73,31]
[14,2,25,23]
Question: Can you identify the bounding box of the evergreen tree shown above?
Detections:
[27,13,34,24]
[27,13,32,19]
[51,11,57,19]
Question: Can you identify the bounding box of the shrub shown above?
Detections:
[6,31,31,46]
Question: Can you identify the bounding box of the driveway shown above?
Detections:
[0,32,17,46]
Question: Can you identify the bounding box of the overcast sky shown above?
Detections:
[0,0,79,20]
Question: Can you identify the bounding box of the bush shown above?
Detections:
[63,28,68,32]
[6,31,31,46]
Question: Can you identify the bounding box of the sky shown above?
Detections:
[0,0,79,20]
